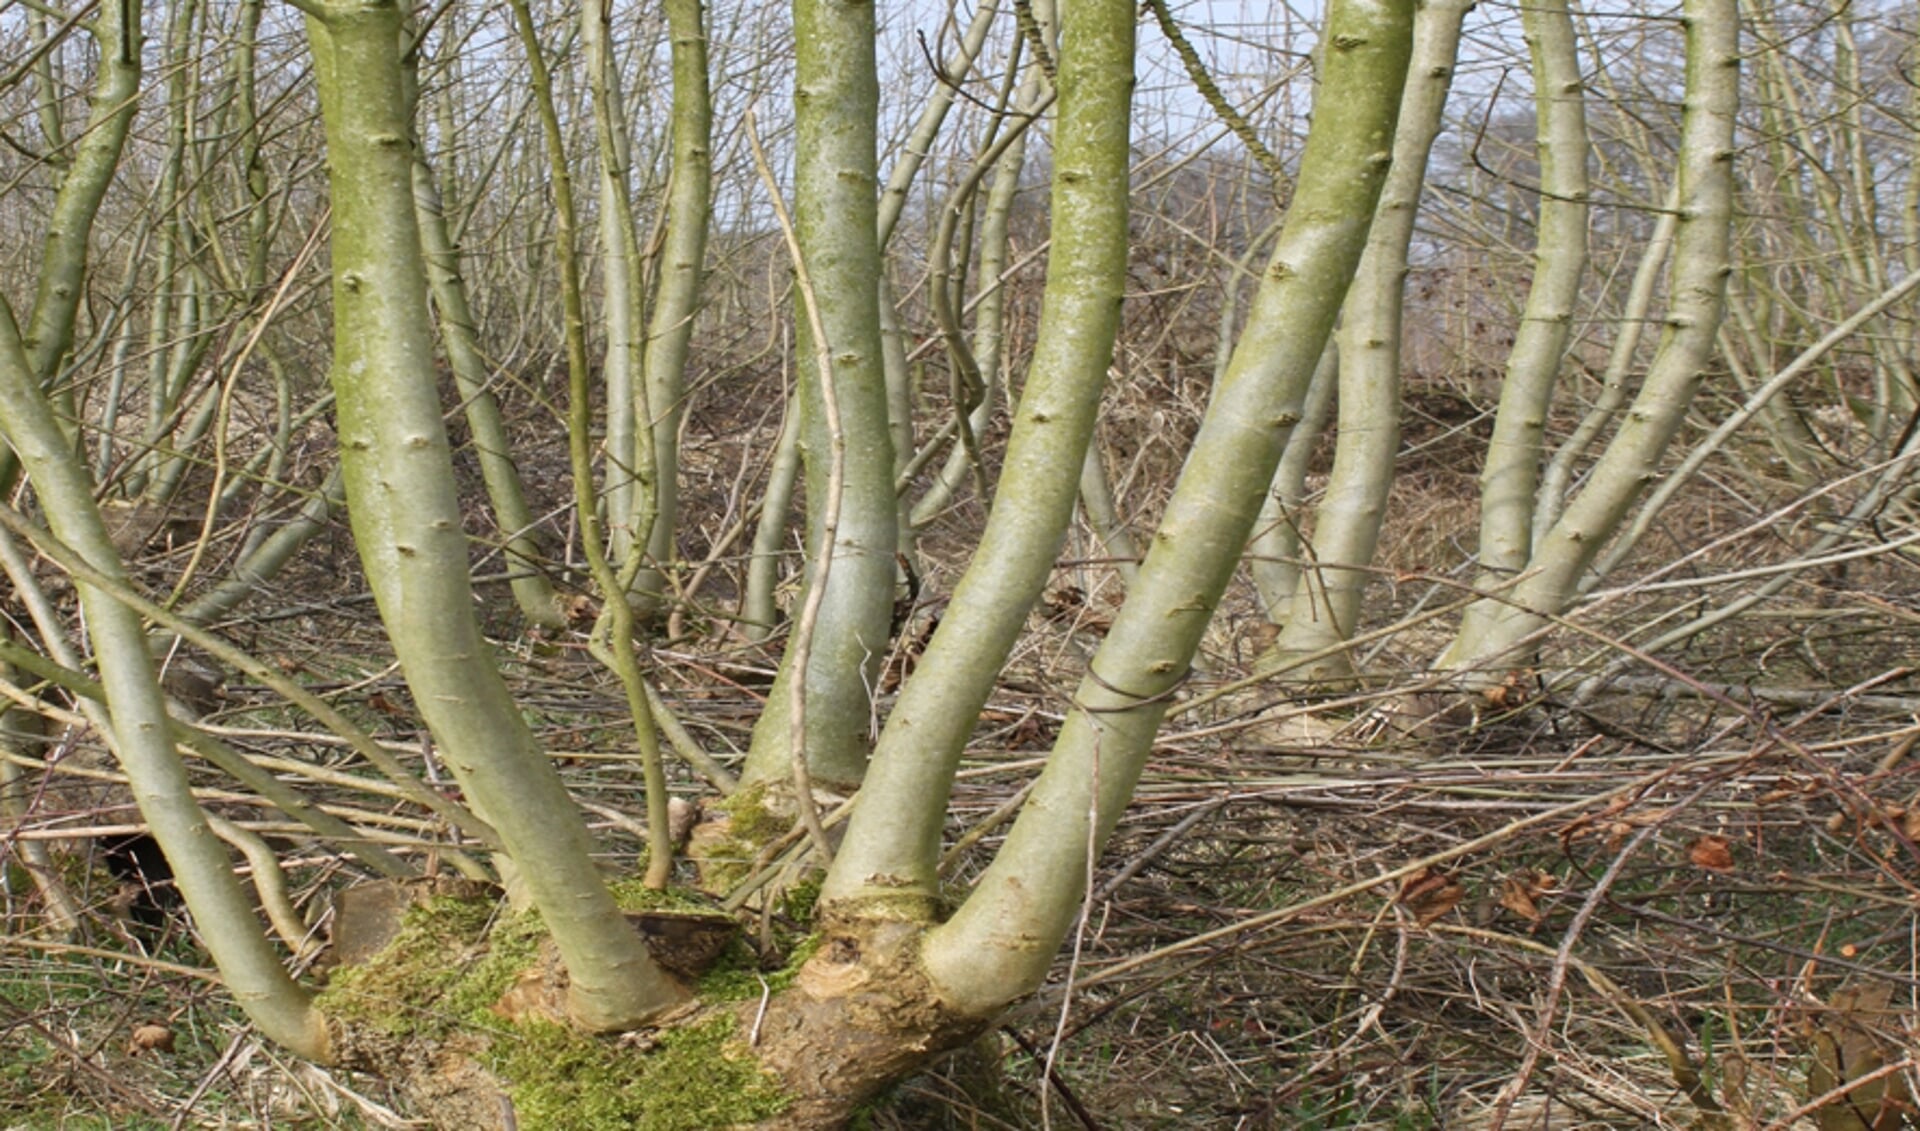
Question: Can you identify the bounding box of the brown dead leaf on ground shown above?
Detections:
[1688,835,1736,873]
[1399,867,1466,926]
[128,1023,174,1055]
[1498,869,1557,923]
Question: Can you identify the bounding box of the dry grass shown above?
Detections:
[8,451,1920,1130]
[6,214,1920,1131]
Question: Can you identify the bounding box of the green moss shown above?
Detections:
[317,895,512,1039]
[318,890,790,1128]
[693,853,751,896]
[720,782,789,844]
[696,934,820,1002]
[439,909,544,1020]
[487,1013,787,1129]
[779,873,823,924]
[690,786,791,894]
[607,877,722,914]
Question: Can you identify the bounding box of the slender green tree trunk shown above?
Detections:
[909,41,1052,528]
[1264,0,1470,684]
[1449,0,1590,658]
[123,0,201,499]
[833,0,1412,941]
[1249,342,1335,621]
[504,0,680,888]
[1438,0,1737,674]
[880,0,1015,562]
[1747,0,1915,443]
[408,36,564,629]
[1534,187,1677,541]
[821,0,1136,909]
[302,0,681,1030]
[584,0,656,578]
[915,0,1413,1007]
[743,399,803,641]
[1079,441,1140,583]
[1,247,327,1063]
[630,0,713,615]
[740,0,898,788]
[18,2,141,386]
[179,466,347,626]
[0,0,145,496]
[1596,267,1920,582]
[26,7,68,160]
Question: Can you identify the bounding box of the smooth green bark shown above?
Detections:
[878,0,1009,553]
[909,41,1053,528]
[920,0,1415,1011]
[177,468,346,627]
[1079,442,1140,583]
[1438,0,1737,673]
[0,0,144,496]
[1450,0,1589,655]
[504,0,681,889]
[0,297,327,1063]
[1249,343,1336,620]
[304,1,682,1030]
[410,111,564,628]
[1597,267,1920,581]
[20,1,141,383]
[1,4,326,1041]
[823,0,1135,910]
[741,0,898,788]
[1266,0,1470,683]
[124,0,203,500]
[1533,188,1678,543]
[875,0,1002,250]
[584,0,656,577]
[1746,2,1916,446]
[742,404,803,640]
[632,0,714,611]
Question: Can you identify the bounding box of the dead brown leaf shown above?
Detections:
[1399,867,1466,926]
[1688,835,1736,873]
[128,1023,174,1055]
[1498,869,1556,923]
[1604,821,1633,853]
